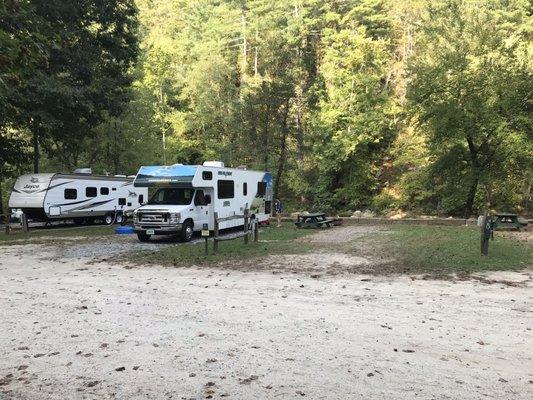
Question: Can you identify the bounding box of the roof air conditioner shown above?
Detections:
[74,168,92,174]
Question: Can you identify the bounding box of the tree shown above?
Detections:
[407,0,532,217]
[10,0,139,172]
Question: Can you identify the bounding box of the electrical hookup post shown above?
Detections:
[480,186,492,256]
[202,223,209,256]
[480,212,492,256]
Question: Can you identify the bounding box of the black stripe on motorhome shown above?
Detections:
[53,199,91,207]
[71,199,115,211]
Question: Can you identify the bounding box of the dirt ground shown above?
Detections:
[0,226,532,399]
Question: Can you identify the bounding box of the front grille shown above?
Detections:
[139,213,168,223]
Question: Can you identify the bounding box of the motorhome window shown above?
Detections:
[86,187,97,197]
[64,189,77,200]
[119,198,126,206]
[217,180,234,199]
[100,187,109,195]
[257,181,266,196]
[112,188,116,191]
[243,182,247,196]
[202,171,213,180]
[194,190,207,206]
[139,195,144,204]
[148,188,194,205]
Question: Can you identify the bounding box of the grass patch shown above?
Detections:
[0,225,116,244]
[122,223,315,266]
[382,225,532,274]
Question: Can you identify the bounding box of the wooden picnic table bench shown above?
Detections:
[491,213,527,231]
[295,213,334,229]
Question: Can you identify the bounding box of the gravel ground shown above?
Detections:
[0,239,532,400]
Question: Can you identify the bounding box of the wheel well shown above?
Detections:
[183,218,194,226]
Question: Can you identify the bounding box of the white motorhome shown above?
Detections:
[9,169,148,225]
[133,161,273,242]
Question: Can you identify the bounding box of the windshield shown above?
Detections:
[148,188,194,206]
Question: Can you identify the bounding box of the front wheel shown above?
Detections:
[180,221,194,242]
[137,232,151,242]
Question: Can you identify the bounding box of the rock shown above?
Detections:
[402,349,415,353]
[189,373,196,377]
[133,366,140,371]
[17,365,28,371]
[239,375,259,385]
[115,367,125,372]
[351,210,362,218]
[86,381,99,387]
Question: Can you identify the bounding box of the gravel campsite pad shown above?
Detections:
[0,226,532,399]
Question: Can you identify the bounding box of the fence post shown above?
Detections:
[253,218,259,242]
[4,213,10,235]
[213,212,219,253]
[244,209,249,244]
[21,213,29,232]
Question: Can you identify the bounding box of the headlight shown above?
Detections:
[169,212,181,223]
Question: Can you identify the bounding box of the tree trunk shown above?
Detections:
[464,136,480,219]
[0,175,4,217]
[464,168,479,219]
[32,129,39,173]
[263,104,270,171]
[273,102,290,202]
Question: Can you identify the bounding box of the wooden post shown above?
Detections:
[4,213,11,235]
[244,209,249,244]
[21,213,29,233]
[213,212,219,253]
[253,218,259,242]
[480,211,489,256]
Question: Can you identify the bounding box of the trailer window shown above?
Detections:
[243,182,247,196]
[217,180,234,199]
[100,187,109,195]
[202,171,213,180]
[118,198,126,206]
[86,187,97,197]
[257,181,266,196]
[64,189,77,200]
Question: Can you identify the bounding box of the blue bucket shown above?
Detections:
[115,225,134,235]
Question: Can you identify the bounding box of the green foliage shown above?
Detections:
[407,0,532,217]
[2,0,532,218]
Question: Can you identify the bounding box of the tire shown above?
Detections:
[137,232,151,242]
[115,213,124,224]
[104,213,115,225]
[180,220,194,242]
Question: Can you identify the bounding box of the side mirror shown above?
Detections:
[205,195,211,204]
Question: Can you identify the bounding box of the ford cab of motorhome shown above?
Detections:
[132,161,272,242]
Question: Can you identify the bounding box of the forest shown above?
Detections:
[1,0,531,217]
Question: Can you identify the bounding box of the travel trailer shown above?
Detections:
[133,161,273,242]
[9,169,148,225]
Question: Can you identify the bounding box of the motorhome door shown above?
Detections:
[192,189,210,230]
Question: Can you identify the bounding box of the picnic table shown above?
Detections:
[491,213,527,231]
[294,213,334,229]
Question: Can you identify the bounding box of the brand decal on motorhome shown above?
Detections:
[217,171,233,177]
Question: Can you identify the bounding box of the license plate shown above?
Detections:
[146,229,155,235]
